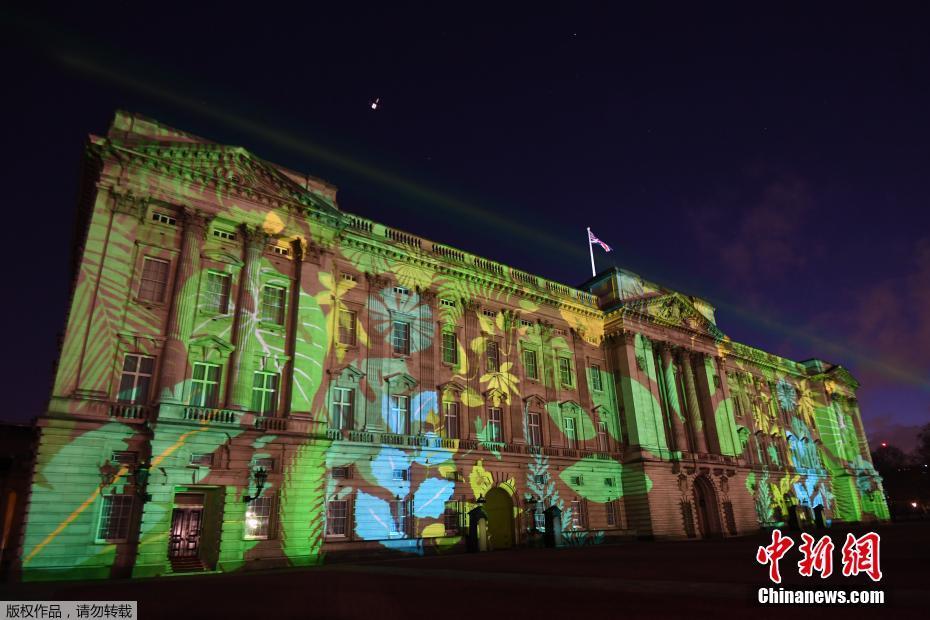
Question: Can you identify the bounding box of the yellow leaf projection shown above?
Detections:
[469,459,494,498]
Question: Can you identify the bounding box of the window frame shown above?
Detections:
[251,370,280,416]
[392,320,411,355]
[487,406,503,442]
[138,256,170,304]
[590,364,603,391]
[95,494,134,543]
[486,341,500,373]
[190,362,221,408]
[331,386,354,430]
[202,271,232,315]
[337,308,358,346]
[523,349,539,381]
[389,394,410,434]
[564,416,577,449]
[243,494,276,540]
[326,499,349,537]
[443,400,460,439]
[117,353,155,404]
[558,357,574,387]
[260,285,287,325]
[526,411,542,447]
[441,331,458,365]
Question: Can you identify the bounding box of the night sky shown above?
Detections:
[1,4,927,450]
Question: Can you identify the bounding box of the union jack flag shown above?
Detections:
[588,229,612,252]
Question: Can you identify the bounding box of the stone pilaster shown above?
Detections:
[693,352,721,454]
[226,225,267,410]
[463,300,481,440]
[158,208,211,403]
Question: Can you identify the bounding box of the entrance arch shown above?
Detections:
[693,476,723,539]
[484,487,514,550]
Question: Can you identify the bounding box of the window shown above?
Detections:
[558,357,574,387]
[252,371,280,415]
[590,364,603,391]
[341,273,358,283]
[151,212,176,226]
[392,321,410,355]
[604,477,616,488]
[442,332,458,364]
[268,244,291,257]
[254,457,275,471]
[391,499,408,537]
[244,495,275,539]
[138,257,169,303]
[189,453,214,467]
[389,395,409,434]
[260,286,286,324]
[332,466,351,479]
[111,451,138,466]
[523,349,539,380]
[520,319,533,328]
[202,272,231,314]
[533,474,546,486]
[443,503,460,533]
[443,401,459,439]
[326,499,348,536]
[597,421,609,452]
[190,362,220,408]
[331,387,354,430]
[392,468,409,481]
[564,417,577,449]
[488,407,502,442]
[486,341,500,373]
[570,499,586,530]
[338,309,357,346]
[570,475,584,486]
[213,228,236,241]
[97,495,134,542]
[393,286,410,296]
[117,354,154,404]
[482,309,496,319]
[534,506,546,531]
[440,298,456,308]
[527,411,542,446]
[606,501,618,528]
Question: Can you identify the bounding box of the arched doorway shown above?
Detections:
[693,476,723,539]
[484,488,514,550]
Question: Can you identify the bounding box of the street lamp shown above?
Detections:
[134,460,152,503]
[243,467,268,503]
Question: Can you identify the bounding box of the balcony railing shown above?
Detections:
[182,406,242,425]
[108,402,153,422]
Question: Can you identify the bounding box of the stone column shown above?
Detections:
[226,225,267,410]
[463,300,481,440]
[158,208,211,404]
[659,343,689,453]
[693,352,721,454]
[678,349,709,454]
[364,273,390,430]
[417,287,437,434]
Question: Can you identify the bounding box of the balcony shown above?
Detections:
[181,406,242,425]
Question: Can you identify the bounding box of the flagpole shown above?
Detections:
[587,227,596,277]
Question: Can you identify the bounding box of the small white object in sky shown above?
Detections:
[370,97,380,110]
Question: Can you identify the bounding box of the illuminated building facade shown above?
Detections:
[17,112,888,581]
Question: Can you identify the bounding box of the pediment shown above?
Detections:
[523,394,547,409]
[438,380,465,395]
[384,372,417,390]
[627,293,725,339]
[826,365,859,389]
[330,364,365,383]
[559,399,582,413]
[483,388,509,406]
[126,143,339,215]
[188,334,234,354]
